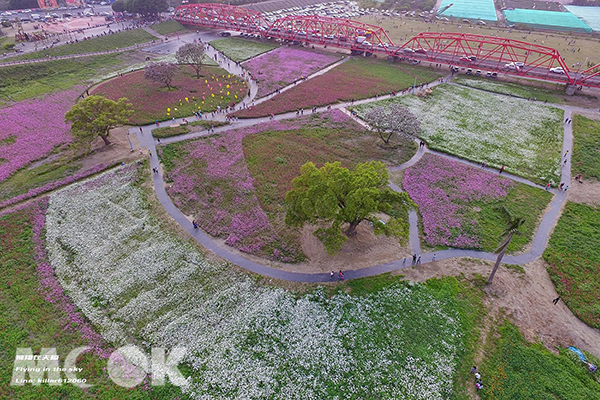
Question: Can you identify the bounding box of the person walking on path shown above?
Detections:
[564,150,569,158]
[339,270,344,280]
[330,271,334,280]
[433,253,437,261]
[545,182,551,190]
[499,166,505,174]
[416,255,421,265]
[412,254,417,265]
[553,296,561,305]
[481,162,485,169]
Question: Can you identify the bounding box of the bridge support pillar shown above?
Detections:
[565,84,577,96]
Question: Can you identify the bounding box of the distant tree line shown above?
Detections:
[7,0,38,11]
[112,0,168,16]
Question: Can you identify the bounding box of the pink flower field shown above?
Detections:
[403,154,514,249]
[243,47,340,98]
[165,110,350,262]
[166,118,305,262]
[0,88,80,183]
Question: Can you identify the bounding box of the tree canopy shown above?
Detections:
[112,0,126,13]
[144,61,178,89]
[285,161,415,254]
[175,43,205,78]
[363,104,421,145]
[65,95,133,151]
[124,0,168,16]
[8,0,38,11]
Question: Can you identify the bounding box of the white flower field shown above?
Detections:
[44,166,473,399]
[355,84,564,184]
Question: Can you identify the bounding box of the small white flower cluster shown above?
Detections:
[359,84,563,183]
[45,166,466,399]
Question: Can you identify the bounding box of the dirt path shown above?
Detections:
[395,257,600,357]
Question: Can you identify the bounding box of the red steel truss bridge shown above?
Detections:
[174,3,600,88]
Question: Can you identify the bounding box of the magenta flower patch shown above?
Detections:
[166,110,349,262]
[403,154,513,249]
[243,47,339,98]
[0,88,81,183]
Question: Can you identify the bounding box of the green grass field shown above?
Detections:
[0,161,80,203]
[572,115,600,181]
[480,320,600,399]
[150,20,190,36]
[0,53,131,101]
[11,29,156,61]
[243,118,417,218]
[209,37,277,62]
[453,76,564,104]
[152,121,228,138]
[473,183,553,253]
[543,201,600,329]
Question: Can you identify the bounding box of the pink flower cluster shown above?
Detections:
[31,200,112,358]
[167,117,309,262]
[0,164,108,209]
[403,154,513,249]
[243,47,339,98]
[0,88,81,183]
[167,112,351,262]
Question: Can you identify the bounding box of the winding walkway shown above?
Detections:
[133,48,580,284]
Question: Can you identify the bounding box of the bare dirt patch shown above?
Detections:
[566,179,600,206]
[79,126,143,170]
[288,221,411,274]
[395,257,600,357]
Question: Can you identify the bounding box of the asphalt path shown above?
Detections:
[128,42,585,282]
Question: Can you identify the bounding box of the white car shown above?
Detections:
[550,67,565,74]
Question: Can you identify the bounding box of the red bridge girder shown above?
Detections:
[399,32,573,84]
[174,3,600,88]
[579,63,600,85]
[174,3,267,33]
[266,15,393,49]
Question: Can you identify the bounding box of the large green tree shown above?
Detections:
[65,95,133,150]
[285,161,415,254]
[112,0,126,13]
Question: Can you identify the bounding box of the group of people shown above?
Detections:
[471,366,484,390]
[330,270,344,280]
